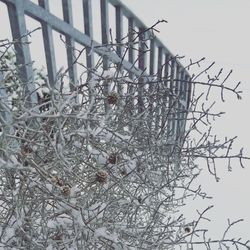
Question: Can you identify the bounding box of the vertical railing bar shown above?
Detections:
[100,0,110,113]
[163,53,170,131]
[153,47,162,132]
[115,4,123,58]
[115,4,123,98]
[180,73,191,141]
[138,27,146,71]
[100,0,109,70]
[7,0,37,104]
[186,75,192,110]
[157,46,163,79]
[137,27,147,114]
[62,0,77,88]
[170,58,175,93]
[160,53,170,131]
[183,74,189,110]
[128,17,135,79]
[164,53,170,86]
[83,0,94,69]
[147,37,155,129]
[38,0,57,86]
[179,70,186,141]
[128,17,135,63]
[174,64,180,142]
[149,38,155,76]
[126,17,135,130]
[173,64,182,169]
[154,46,163,132]
[167,57,175,143]
[175,65,182,143]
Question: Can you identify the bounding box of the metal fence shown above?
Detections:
[0,0,192,142]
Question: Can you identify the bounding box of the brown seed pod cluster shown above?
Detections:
[184,227,191,234]
[107,92,118,105]
[96,170,108,183]
[108,152,120,164]
[53,232,63,241]
[52,176,64,187]
[21,145,33,155]
[52,176,71,196]
[62,185,71,196]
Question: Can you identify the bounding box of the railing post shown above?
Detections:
[115,4,124,98]
[180,73,192,139]
[160,53,170,133]
[62,0,77,87]
[157,47,163,79]
[149,37,155,76]
[177,70,186,143]
[115,5,123,58]
[186,74,192,110]
[83,0,94,70]
[137,28,147,114]
[138,28,147,71]
[167,57,176,140]
[126,17,135,130]
[100,0,110,113]
[38,0,57,86]
[100,0,109,70]
[7,0,37,104]
[128,17,135,79]
[174,64,181,143]
[174,64,180,141]
[147,37,155,129]
[154,46,163,131]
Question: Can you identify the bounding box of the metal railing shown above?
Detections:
[0,0,192,142]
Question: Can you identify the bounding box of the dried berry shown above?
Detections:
[54,232,63,241]
[107,92,118,104]
[62,185,71,196]
[52,176,64,187]
[184,227,191,234]
[108,152,119,164]
[96,170,108,183]
[22,145,33,155]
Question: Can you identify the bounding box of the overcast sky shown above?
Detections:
[120,0,250,244]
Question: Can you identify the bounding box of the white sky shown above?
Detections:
[120,0,250,245]
[0,0,249,247]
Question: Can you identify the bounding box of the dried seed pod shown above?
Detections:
[62,185,71,196]
[52,176,64,187]
[96,170,108,183]
[184,227,191,234]
[54,232,63,241]
[21,145,33,155]
[107,92,118,104]
[108,152,120,164]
